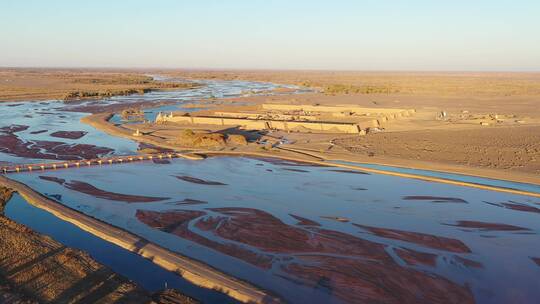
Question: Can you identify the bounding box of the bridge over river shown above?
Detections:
[1,152,203,175]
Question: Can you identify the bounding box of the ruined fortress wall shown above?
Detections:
[193,116,225,125]
[261,104,410,115]
[213,111,251,119]
[159,115,361,134]
[162,116,193,124]
[213,112,318,121]
[283,121,359,133]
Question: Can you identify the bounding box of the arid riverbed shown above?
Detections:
[1,72,540,303]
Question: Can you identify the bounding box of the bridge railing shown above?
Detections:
[1,152,183,175]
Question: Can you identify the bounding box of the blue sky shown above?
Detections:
[1,0,539,70]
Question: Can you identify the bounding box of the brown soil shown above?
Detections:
[353,224,471,253]
[281,255,473,304]
[171,199,208,206]
[327,169,369,175]
[334,126,540,175]
[394,247,437,267]
[226,134,248,146]
[0,211,153,303]
[454,256,483,269]
[151,289,198,304]
[175,131,226,148]
[49,131,88,139]
[0,124,113,161]
[171,130,248,149]
[38,176,170,203]
[29,130,48,135]
[0,125,30,133]
[445,221,530,232]
[484,200,540,214]
[173,176,227,186]
[136,209,276,270]
[288,214,321,226]
[136,207,475,303]
[152,159,171,165]
[138,143,174,154]
[402,196,469,204]
[499,202,540,213]
[0,186,14,214]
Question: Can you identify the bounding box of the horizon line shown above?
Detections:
[1,66,540,74]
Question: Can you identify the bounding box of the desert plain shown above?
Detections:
[1,68,540,304]
[129,69,540,184]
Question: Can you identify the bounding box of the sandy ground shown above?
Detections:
[114,107,540,184]
[163,70,540,97]
[0,68,195,102]
[333,126,540,173]
[150,70,540,184]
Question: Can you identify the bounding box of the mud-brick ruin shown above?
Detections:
[155,103,416,134]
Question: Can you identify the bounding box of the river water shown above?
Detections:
[0,78,301,164]
[1,79,540,304]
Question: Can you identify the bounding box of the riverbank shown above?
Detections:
[0,176,280,304]
[81,111,540,197]
[160,70,540,177]
[81,113,204,160]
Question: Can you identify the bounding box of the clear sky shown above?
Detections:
[1,0,539,71]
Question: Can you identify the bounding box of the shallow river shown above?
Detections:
[7,157,540,304]
[1,79,539,304]
[0,78,300,164]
